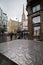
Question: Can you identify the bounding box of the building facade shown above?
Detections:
[7,19,19,33]
[21,5,28,30]
[26,0,43,39]
[0,8,3,25]
[0,7,8,31]
[2,13,8,26]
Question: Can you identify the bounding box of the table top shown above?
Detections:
[0,40,43,65]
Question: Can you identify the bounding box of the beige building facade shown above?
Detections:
[7,19,19,33]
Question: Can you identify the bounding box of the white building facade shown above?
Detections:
[0,7,8,31]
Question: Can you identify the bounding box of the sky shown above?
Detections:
[0,0,27,22]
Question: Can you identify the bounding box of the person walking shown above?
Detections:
[10,32,13,40]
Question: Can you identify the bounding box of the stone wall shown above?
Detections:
[40,0,43,39]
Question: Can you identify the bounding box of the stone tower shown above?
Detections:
[21,5,26,22]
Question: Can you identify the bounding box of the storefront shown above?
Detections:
[26,0,43,40]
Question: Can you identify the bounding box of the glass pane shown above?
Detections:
[34,26,40,30]
[34,26,40,36]
[33,7,36,12]
[32,4,40,13]
[36,5,40,11]
[33,16,40,23]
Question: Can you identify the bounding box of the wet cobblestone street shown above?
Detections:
[0,40,43,65]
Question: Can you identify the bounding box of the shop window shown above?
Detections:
[34,26,40,36]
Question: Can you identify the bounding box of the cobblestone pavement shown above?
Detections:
[0,40,43,65]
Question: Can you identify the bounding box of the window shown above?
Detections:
[32,16,40,36]
[34,26,40,36]
[33,16,40,23]
[32,4,40,13]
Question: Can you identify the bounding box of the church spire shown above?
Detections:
[23,4,24,14]
[21,4,25,22]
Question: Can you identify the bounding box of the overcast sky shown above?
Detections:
[0,0,27,22]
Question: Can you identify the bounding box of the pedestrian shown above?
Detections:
[10,32,13,40]
[20,31,23,39]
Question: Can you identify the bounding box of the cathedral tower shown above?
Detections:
[21,5,26,22]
